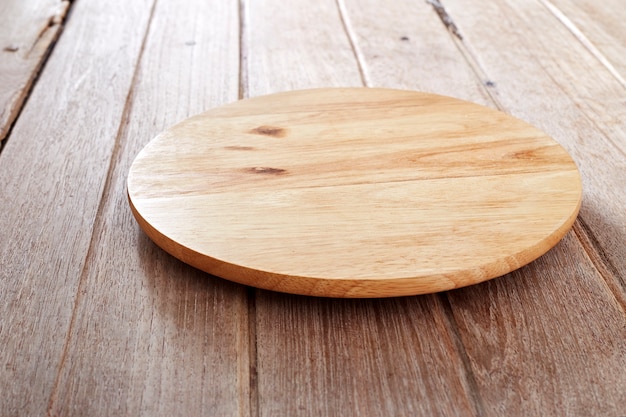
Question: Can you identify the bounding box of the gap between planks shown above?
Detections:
[427,0,504,109]
[247,288,260,417]
[238,3,260,415]
[238,0,247,100]
[335,0,368,86]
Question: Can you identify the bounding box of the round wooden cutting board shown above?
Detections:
[127,88,582,298]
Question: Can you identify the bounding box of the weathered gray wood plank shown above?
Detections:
[540,0,626,85]
[449,234,626,415]
[47,0,249,415]
[0,0,69,142]
[0,0,155,415]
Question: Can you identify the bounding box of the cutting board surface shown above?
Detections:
[127,88,581,297]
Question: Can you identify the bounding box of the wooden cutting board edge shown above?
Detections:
[127,186,582,298]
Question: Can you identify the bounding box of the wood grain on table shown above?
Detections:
[0,0,624,416]
[127,88,582,297]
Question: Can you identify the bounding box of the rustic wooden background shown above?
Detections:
[1,0,624,415]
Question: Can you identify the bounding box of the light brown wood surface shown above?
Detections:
[128,88,582,297]
[0,0,624,415]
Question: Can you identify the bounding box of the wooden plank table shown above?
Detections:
[0,0,624,415]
